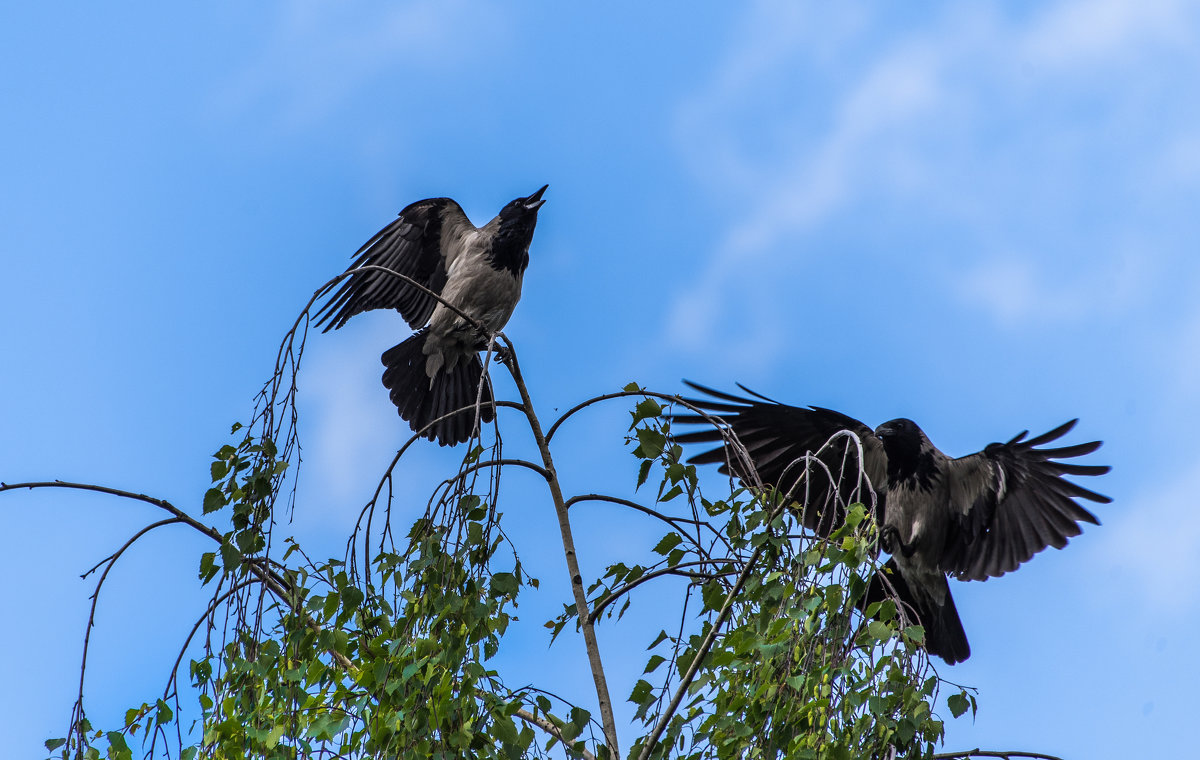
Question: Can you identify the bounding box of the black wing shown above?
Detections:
[313,198,469,332]
[940,420,1109,581]
[671,382,886,536]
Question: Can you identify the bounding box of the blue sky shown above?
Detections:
[2,1,1197,757]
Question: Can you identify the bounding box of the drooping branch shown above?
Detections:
[0,480,352,670]
[545,388,721,443]
[933,752,1065,760]
[512,708,599,760]
[588,559,739,624]
[565,493,733,556]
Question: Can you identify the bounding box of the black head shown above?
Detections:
[873,415,926,456]
[875,418,934,484]
[491,184,548,276]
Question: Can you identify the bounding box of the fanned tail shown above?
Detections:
[380,331,495,446]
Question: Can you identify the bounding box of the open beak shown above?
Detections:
[523,184,549,211]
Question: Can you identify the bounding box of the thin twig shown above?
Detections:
[513,708,599,760]
[0,480,352,670]
[933,752,1065,760]
[588,560,739,623]
[635,541,768,760]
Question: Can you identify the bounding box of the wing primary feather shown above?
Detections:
[1021,419,1078,448]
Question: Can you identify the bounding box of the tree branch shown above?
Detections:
[588,559,739,624]
[933,752,1065,760]
[513,708,599,760]
[0,480,353,670]
[635,540,767,760]
[500,335,621,757]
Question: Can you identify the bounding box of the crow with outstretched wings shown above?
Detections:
[314,186,547,445]
[671,382,1109,664]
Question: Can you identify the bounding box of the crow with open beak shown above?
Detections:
[670,382,1109,664]
[314,185,548,445]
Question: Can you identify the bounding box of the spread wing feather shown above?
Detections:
[313,198,469,331]
[941,419,1109,581]
[671,382,886,536]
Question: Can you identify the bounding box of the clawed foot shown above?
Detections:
[879,525,913,557]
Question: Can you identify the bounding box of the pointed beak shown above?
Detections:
[523,184,549,211]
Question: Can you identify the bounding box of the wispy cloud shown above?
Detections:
[295,318,425,533]
[1020,0,1191,68]
[1086,455,1200,610]
[665,0,1200,355]
[951,246,1154,327]
[212,0,506,128]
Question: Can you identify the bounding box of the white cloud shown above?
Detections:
[294,317,428,532]
[1021,0,1191,69]
[664,0,1200,357]
[212,0,506,127]
[1087,456,1200,610]
[951,247,1153,326]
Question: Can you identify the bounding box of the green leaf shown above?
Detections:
[106,731,130,759]
[660,484,683,502]
[635,427,666,459]
[652,532,682,555]
[629,679,654,704]
[948,692,970,718]
[630,398,663,426]
[322,592,340,621]
[264,723,285,748]
[567,706,590,739]
[643,654,666,674]
[491,572,519,597]
[340,586,364,612]
[44,738,66,751]
[866,620,892,642]
[202,487,226,514]
[219,540,241,572]
[155,699,173,725]
[197,552,219,583]
[636,460,653,489]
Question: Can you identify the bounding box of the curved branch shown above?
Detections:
[588,559,739,623]
[545,389,715,443]
[163,579,260,699]
[0,481,221,541]
[513,708,599,760]
[0,480,352,669]
[74,517,185,736]
[565,493,709,529]
[311,264,488,337]
[933,752,1065,760]
[452,458,552,484]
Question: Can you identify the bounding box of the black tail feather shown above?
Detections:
[380,331,495,446]
[863,558,971,665]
